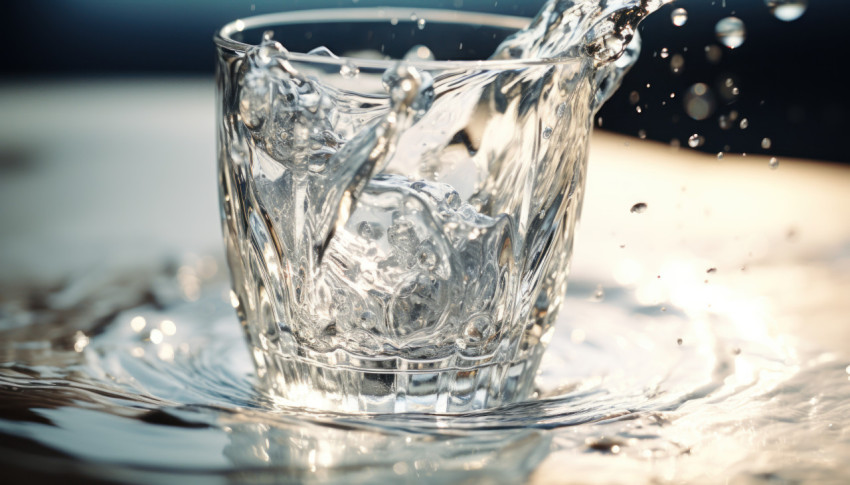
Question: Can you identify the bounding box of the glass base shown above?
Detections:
[259,351,543,413]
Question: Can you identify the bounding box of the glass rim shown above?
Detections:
[214,7,576,70]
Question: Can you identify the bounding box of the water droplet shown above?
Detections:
[382,63,429,110]
[706,267,717,274]
[705,45,723,63]
[403,44,435,61]
[417,18,427,30]
[670,54,684,73]
[262,30,274,42]
[677,338,683,346]
[671,8,688,27]
[542,127,553,139]
[717,151,724,160]
[390,17,399,26]
[638,129,647,139]
[340,61,360,79]
[630,202,648,214]
[716,17,746,49]
[761,137,772,149]
[629,91,640,104]
[739,118,749,129]
[660,47,670,59]
[591,285,605,302]
[766,0,808,22]
[684,83,716,121]
[73,331,90,353]
[769,157,779,169]
[688,134,705,148]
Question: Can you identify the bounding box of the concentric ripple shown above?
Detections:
[3,260,839,484]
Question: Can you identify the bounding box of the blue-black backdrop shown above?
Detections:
[3,0,846,163]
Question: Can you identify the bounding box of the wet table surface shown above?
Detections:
[1,80,849,483]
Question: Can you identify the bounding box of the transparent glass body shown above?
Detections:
[215,8,596,412]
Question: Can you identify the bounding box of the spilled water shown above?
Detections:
[2,256,848,482]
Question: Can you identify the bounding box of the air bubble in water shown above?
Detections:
[357,221,381,240]
[542,127,553,139]
[445,190,461,209]
[688,134,705,148]
[630,202,648,214]
[671,8,688,27]
[716,17,746,49]
[463,315,494,344]
[684,83,716,121]
[766,0,808,22]
[769,157,780,169]
[340,61,360,79]
[761,137,772,149]
[556,102,567,118]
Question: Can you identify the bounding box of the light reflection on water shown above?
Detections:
[2,244,847,483]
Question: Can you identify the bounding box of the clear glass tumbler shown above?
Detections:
[215,8,598,413]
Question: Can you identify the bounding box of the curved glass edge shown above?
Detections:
[213,7,576,70]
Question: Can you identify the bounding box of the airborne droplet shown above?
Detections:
[684,83,716,121]
[715,17,746,49]
[765,0,808,22]
[630,202,648,214]
[688,134,705,148]
[671,8,688,27]
[339,60,360,79]
[769,157,780,169]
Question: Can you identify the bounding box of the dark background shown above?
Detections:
[3,0,847,163]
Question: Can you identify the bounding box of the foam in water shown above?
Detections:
[219,0,673,411]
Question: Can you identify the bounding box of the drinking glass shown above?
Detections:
[215,8,593,413]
